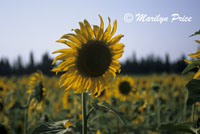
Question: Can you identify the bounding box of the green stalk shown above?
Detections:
[87,107,94,120]
[82,92,87,134]
[155,94,160,128]
[192,104,195,122]
[24,94,32,134]
[183,95,187,122]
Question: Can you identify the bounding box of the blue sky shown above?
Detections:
[0,0,199,65]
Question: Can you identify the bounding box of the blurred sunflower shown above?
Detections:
[28,72,46,102]
[184,40,200,79]
[52,15,124,96]
[114,75,135,100]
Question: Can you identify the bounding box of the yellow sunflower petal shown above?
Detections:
[60,34,82,45]
[113,49,124,54]
[61,75,77,88]
[56,40,79,49]
[184,59,192,64]
[109,66,117,73]
[86,78,91,91]
[72,29,87,43]
[109,43,125,50]
[103,17,111,41]
[107,20,117,41]
[97,15,104,40]
[113,53,123,59]
[58,57,76,69]
[93,25,100,39]
[188,51,200,58]
[63,64,76,72]
[52,48,75,54]
[84,19,94,40]
[51,67,61,74]
[79,22,88,40]
[52,53,75,65]
[108,34,124,46]
[59,71,77,86]
[194,70,200,79]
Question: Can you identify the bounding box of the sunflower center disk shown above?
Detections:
[77,40,112,77]
[119,81,131,95]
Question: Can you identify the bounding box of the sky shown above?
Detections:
[0,0,200,65]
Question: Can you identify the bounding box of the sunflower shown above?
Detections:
[184,37,200,79]
[28,72,46,102]
[52,15,124,96]
[114,75,135,100]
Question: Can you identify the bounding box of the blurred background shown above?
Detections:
[0,0,199,75]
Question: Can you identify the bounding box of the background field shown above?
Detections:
[0,73,197,134]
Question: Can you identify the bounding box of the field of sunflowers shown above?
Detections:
[0,72,200,134]
[0,14,200,134]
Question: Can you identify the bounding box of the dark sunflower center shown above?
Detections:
[119,81,131,95]
[77,40,112,77]
[35,82,44,102]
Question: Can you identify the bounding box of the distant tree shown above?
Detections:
[0,58,11,76]
[13,56,24,75]
[38,53,54,75]
[27,51,36,74]
[165,54,170,73]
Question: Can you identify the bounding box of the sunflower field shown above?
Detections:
[0,73,198,134]
[0,15,200,134]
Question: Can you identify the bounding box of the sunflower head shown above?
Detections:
[28,72,46,102]
[114,75,135,100]
[52,15,124,96]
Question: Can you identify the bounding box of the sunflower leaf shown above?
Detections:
[189,30,200,37]
[182,60,200,74]
[159,122,199,134]
[186,79,200,105]
[31,120,74,134]
[10,101,24,110]
[195,40,200,44]
[92,101,127,126]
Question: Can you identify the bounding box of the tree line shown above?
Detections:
[0,52,54,76]
[0,52,188,76]
[121,53,188,74]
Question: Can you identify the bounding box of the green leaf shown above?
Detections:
[10,101,24,110]
[186,79,200,105]
[182,60,200,74]
[195,40,200,44]
[159,122,199,134]
[189,30,200,37]
[92,101,127,126]
[31,120,75,134]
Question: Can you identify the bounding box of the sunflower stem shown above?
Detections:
[192,104,195,122]
[82,92,87,134]
[155,93,160,128]
[183,94,187,122]
[24,94,32,134]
